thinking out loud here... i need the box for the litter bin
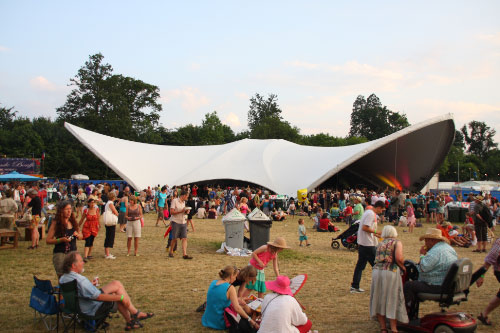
[448,207,460,222]
[248,208,272,250]
[458,208,468,223]
[222,208,246,249]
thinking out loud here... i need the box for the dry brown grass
[1,214,498,332]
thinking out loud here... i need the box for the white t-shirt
[197,207,206,219]
[357,210,378,247]
[259,294,308,333]
[170,198,186,224]
[371,195,379,205]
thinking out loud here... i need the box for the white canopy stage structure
[65,114,455,196]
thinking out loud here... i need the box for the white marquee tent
[65,114,455,196]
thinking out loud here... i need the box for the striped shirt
[418,241,458,286]
[485,238,500,272]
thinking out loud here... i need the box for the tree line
[0,53,498,183]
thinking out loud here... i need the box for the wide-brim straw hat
[267,237,290,249]
[475,195,484,201]
[419,228,450,244]
[353,196,363,202]
[265,275,293,296]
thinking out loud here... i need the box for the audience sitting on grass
[271,208,287,221]
[318,213,336,232]
[60,252,154,331]
[202,265,259,331]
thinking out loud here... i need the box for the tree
[0,104,17,130]
[56,53,162,141]
[199,111,235,145]
[461,121,497,158]
[247,93,301,141]
[247,93,282,132]
[348,94,410,140]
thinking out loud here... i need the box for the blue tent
[0,171,41,181]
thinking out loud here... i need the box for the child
[344,203,353,226]
[406,201,416,233]
[288,199,296,219]
[243,237,289,299]
[330,203,340,222]
[298,218,310,246]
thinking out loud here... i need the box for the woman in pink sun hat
[258,275,312,333]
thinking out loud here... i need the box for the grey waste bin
[248,208,272,250]
[448,207,460,222]
[458,208,468,223]
[222,208,246,249]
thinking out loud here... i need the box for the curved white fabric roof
[65,114,455,195]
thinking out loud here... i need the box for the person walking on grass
[350,200,385,293]
[168,190,193,259]
[79,198,100,262]
[155,186,168,227]
[125,196,143,257]
[298,218,310,246]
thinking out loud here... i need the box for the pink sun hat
[265,275,293,296]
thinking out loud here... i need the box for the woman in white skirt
[370,225,408,332]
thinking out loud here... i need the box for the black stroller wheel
[331,240,340,249]
[348,243,357,252]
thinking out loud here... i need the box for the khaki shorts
[53,252,66,277]
[126,220,141,238]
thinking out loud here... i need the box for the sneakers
[183,255,193,260]
[350,287,365,293]
[105,254,116,259]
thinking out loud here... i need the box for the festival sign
[0,158,40,174]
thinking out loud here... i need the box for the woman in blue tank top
[202,266,258,330]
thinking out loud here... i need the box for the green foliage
[247,93,282,132]
[56,53,162,142]
[461,121,497,158]
[348,94,410,140]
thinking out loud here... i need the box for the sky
[1,0,500,141]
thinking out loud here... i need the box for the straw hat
[419,228,449,244]
[267,237,290,249]
[354,196,363,203]
[475,195,484,201]
[265,275,293,296]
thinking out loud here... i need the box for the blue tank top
[119,201,127,213]
[202,280,231,330]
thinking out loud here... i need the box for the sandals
[132,310,154,321]
[125,319,143,331]
[477,313,492,325]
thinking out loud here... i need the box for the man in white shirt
[370,192,379,205]
[350,200,385,293]
[168,190,193,259]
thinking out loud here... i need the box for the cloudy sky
[1,1,499,140]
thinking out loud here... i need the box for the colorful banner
[0,158,40,174]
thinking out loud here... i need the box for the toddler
[298,218,310,246]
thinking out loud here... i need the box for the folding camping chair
[59,279,114,332]
[29,276,59,331]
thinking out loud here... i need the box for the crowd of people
[1,179,500,332]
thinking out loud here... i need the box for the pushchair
[331,220,359,251]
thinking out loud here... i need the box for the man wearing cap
[258,275,312,333]
[472,195,488,253]
[403,228,458,320]
[350,200,385,293]
[352,196,364,222]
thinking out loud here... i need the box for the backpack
[480,205,494,228]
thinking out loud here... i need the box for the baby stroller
[331,220,359,251]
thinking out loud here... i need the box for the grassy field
[1,213,498,332]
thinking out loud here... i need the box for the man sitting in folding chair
[60,252,154,331]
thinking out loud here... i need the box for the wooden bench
[0,229,19,249]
